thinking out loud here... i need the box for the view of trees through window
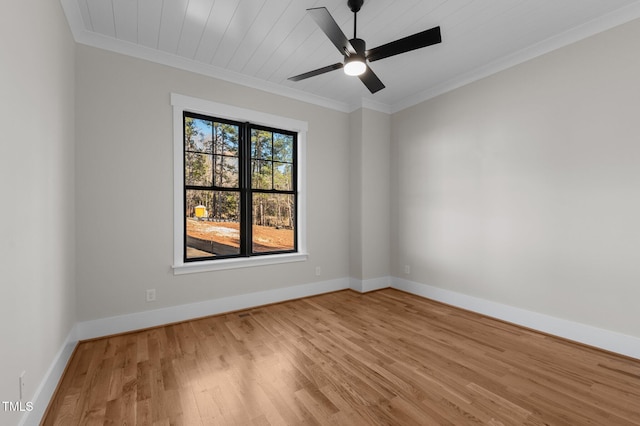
[184,113,296,260]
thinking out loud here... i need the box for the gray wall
[3,7,640,422]
[391,18,640,338]
[75,45,351,321]
[349,108,391,282]
[0,0,76,421]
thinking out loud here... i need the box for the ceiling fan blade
[288,63,344,82]
[366,26,441,62]
[358,65,385,94]
[307,7,356,56]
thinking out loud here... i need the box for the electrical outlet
[19,371,25,401]
[146,289,156,302]
[404,265,411,274]
[315,266,322,276]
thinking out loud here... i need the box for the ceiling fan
[288,0,442,94]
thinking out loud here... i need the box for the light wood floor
[43,289,640,425]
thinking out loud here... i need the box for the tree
[185,118,214,217]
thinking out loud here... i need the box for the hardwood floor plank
[135,398,151,425]
[42,289,640,425]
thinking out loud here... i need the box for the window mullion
[241,123,252,256]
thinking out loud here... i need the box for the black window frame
[183,111,298,262]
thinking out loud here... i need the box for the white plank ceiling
[61,0,640,112]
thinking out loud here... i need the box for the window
[172,94,307,274]
[184,113,297,260]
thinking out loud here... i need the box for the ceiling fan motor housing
[348,38,366,56]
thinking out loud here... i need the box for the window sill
[172,252,308,275]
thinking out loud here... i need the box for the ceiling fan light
[344,57,366,76]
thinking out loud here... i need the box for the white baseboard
[19,326,78,426]
[27,275,640,424]
[392,277,640,360]
[76,278,350,341]
[349,276,391,293]
[26,279,350,424]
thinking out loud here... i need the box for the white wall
[0,0,76,423]
[391,18,640,338]
[75,45,351,321]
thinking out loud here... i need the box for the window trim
[171,93,308,274]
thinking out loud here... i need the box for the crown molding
[355,97,392,114]
[60,0,352,114]
[61,0,640,116]
[391,2,640,113]
[60,0,84,40]
[79,30,354,113]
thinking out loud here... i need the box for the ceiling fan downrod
[348,0,363,39]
